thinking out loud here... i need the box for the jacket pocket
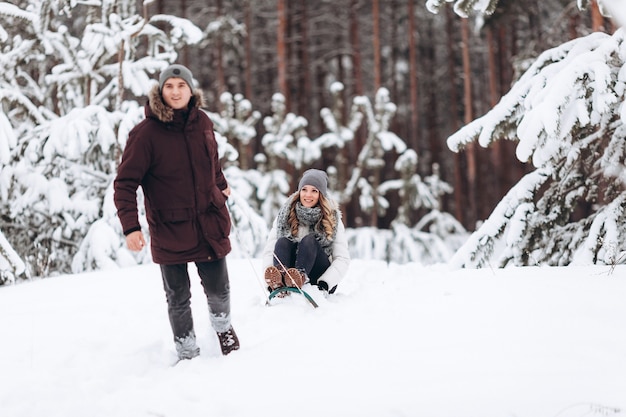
[210,185,228,209]
[152,208,199,252]
[198,187,231,239]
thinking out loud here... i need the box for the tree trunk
[389,0,399,104]
[244,0,253,101]
[350,0,363,97]
[568,8,580,39]
[277,0,288,100]
[486,26,502,202]
[372,0,381,90]
[424,18,438,174]
[591,0,604,32]
[461,17,477,228]
[446,6,463,225]
[296,1,311,119]
[407,0,419,154]
[214,0,225,95]
[181,0,189,67]
[349,0,365,172]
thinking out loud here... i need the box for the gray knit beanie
[159,64,194,91]
[298,169,328,196]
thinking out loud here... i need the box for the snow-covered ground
[1,259,625,417]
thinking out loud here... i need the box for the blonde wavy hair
[287,191,336,240]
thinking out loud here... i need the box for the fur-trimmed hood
[146,83,206,123]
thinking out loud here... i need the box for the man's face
[161,78,192,110]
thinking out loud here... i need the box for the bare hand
[222,185,231,197]
[126,230,146,252]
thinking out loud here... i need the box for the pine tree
[315,82,364,190]
[379,150,467,264]
[261,92,313,171]
[208,92,261,170]
[0,1,203,278]
[448,29,626,268]
[341,88,407,220]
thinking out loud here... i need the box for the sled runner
[268,286,319,308]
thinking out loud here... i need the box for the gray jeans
[160,258,231,341]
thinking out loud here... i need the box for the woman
[262,169,350,294]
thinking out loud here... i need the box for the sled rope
[226,200,271,305]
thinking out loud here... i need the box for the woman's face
[299,185,320,208]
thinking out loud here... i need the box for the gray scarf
[276,200,337,257]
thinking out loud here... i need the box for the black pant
[160,258,231,341]
[273,234,330,284]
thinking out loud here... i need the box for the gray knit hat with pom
[298,169,328,196]
[159,64,194,91]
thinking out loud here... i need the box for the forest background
[163,0,615,227]
[0,0,623,283]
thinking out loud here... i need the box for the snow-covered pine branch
[0,228,27,284]
[425,0,499,18]
[426,0,614,18]
[573,193,626,265]
[224,186,269,259]
[210,92,260,146]
[0,2,39,25]
[0,111,15,166]
[379,150,432,218]
[207,92,260,173]
[202,15,246,47]
[261,93,314,171]
[315,82,363,150]
[341,88,406,207]
[149,14,204,46]
[0,84,49,126]
[450,168,552,268]
[255,167,292,225]
[388,221,452,264]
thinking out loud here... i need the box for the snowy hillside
[1,260,625,417]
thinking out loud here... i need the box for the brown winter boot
[264,266,284,290]
[284,268,306,288]
[217,326,240,356]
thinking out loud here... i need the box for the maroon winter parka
[114,84,231,264]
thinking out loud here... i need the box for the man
[114,64,239,360]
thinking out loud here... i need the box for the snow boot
[175,330,200,361]
[264,266,284,290]
[217,326,240,355]
[284,268,306,288]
